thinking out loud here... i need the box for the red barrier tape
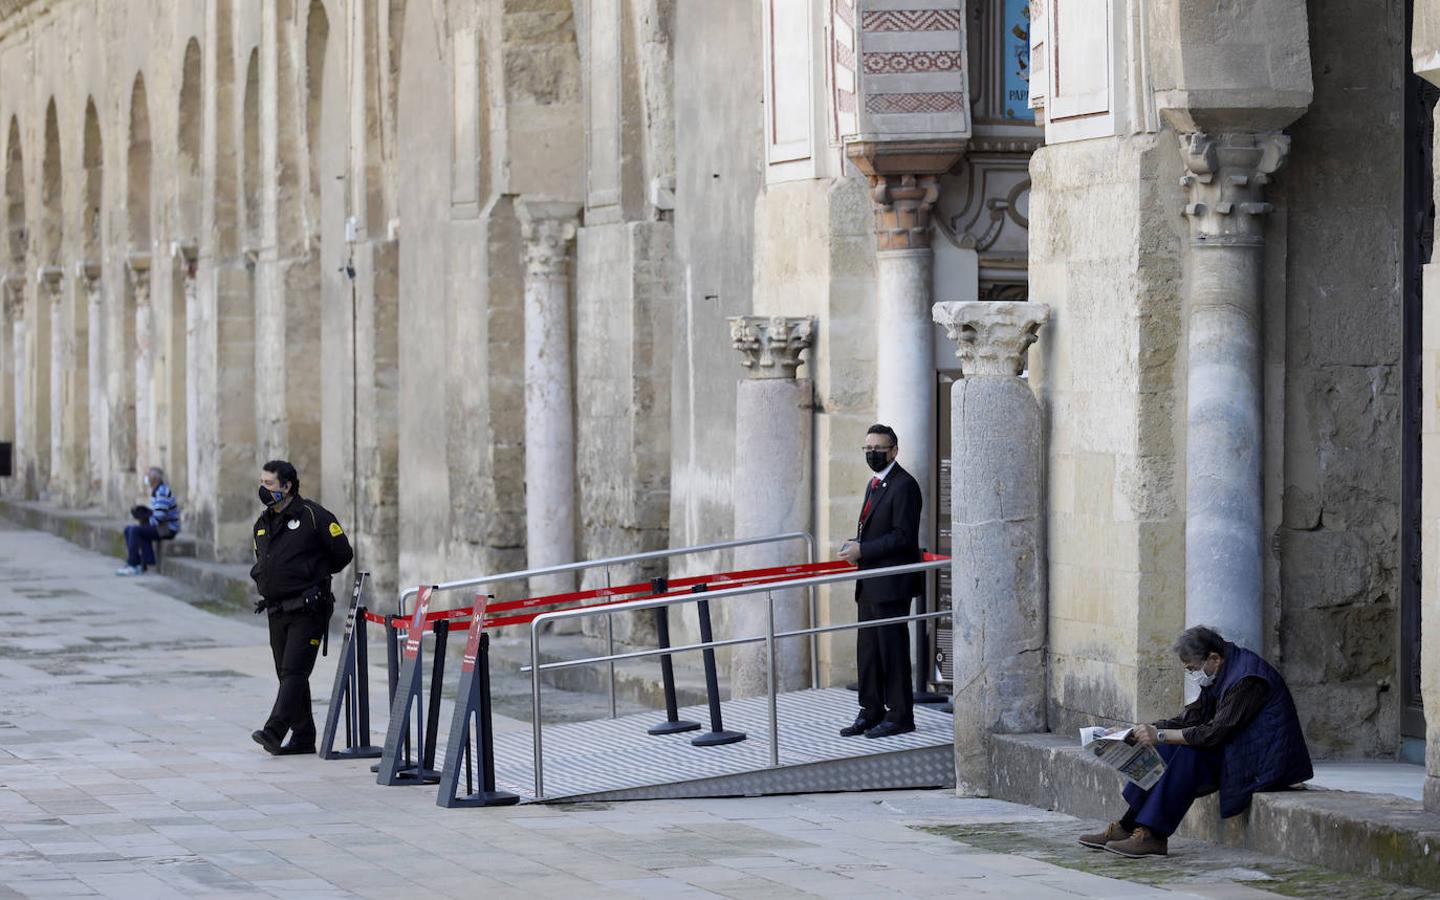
[364,553,950,632]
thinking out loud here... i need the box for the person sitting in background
[1078,625,1313,859]
[116,467,181,576]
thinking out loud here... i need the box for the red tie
[860,477,880,525]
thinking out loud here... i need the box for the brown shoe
[1105,825,1168,858]
[1077,821,1131,849]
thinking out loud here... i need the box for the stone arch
[303,0,329,238]
[212,1,240,260]
[31,99,60,489]
[39,101,60,264]
[127,75,151,250]
[241,48,261,248]
[81,100,102,259]
[176,39,202,240]
[276,0,304,253]
[360,0,390,231]
[1,117,22,454]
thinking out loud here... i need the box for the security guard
[249,459,353,755]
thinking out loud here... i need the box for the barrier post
[647,577,699,736]
[914,560,946,704]
[438,597,519,808]
[320,573,384,760]
[376,586,441,785]
[691,587,745,747]
[422,619,450,774]
[372,614,405,774]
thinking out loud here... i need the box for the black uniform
[250,495,353,749]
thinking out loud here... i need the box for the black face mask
[259,485,286,508]
[865,450,890,473]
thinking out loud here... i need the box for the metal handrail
[525,556,951,799]
[395,531,819,718]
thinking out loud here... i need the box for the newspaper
[1079,727,1166,790]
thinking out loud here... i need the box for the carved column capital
[37,265,63,300]
[933,300,1049,376]
[868,173,940,252]
[171,240,198,280]
[729,315,816,379]
[516,198,582,280]
[1178,131,1289,247]
[74,260,101,291]
[2,273,24,317]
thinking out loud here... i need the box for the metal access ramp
[490,688,955,803]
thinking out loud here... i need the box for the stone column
[40,267,63,493]
[1179,132,1288,652]
[176,242,198,499]
[128,253,152,479]
[78,262,104,497]
[727,315,815,697]
[934,300,1049,796]
[517,199,582,599]
[869,174,939,540]
[5,276,26,482]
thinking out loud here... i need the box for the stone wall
[1273,0,1404,757]
[1027,132,1188,734]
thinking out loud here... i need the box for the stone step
[990,732,1440,892]
[0,497,199,559]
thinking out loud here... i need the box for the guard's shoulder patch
[328,522,344,537]
[256,528,266,536]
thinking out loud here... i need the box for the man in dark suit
[838,423,923,738]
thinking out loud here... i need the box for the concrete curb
[991,732,1440,891]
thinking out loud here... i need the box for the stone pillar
[934,300,1049,796]
[5,276,26,483]
[40,266,63,491]
[176,242,198,500]
[127,253,152,478]
[869,174,939,540]
[1178,132,1288,652]
[727,315,815,697]
[516,199,582,599]
[78,262,104,497]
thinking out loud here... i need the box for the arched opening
[33,99,60,490]
[241,48,261,249]
[361,0,388,231]
[73,99,103,500]
[171,38,202,499]
[127,74,154,484]
[304,0,329,238]
[277,0,322,490]
[2,117,24,455]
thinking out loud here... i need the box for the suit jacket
[854,462,923,604]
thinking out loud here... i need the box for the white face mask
[141,477,150,492]
[1187,659,1217,689]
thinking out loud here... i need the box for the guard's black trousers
[263,609,327,746]
[857,598,914,724]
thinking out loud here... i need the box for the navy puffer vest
[1204,642,1313,817]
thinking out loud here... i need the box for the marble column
[934,300,1049,796]
[78,262,104,496]
[727,315,815,697]
[1179,132,1288,653]
[869,174,939,542]
[128,253,152,478]
[517,199,582,600]
[39,266,63,494]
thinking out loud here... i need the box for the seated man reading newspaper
[1079,625,1313,859]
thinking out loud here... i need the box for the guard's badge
[329,522,344,537]
[256,529,265,536]
[287,519,300,530]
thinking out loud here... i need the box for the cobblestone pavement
[0,523,1424,899]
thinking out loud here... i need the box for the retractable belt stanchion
[376,585,442,785]
[913,555,947,705]
[320,572,384,759]
[647,577,699,736]
[691,585,745,747]
[438,595,519,808]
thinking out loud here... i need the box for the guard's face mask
[865,450,890,473]
[259,485,286,507]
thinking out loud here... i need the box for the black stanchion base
[445,790,521,808]
[691,729,746,747]
[329,745,384,760]
[387,766,442,785]
[915,691,948,705]
[845,681,859,692]
[647,718,701,736]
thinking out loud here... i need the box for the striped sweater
[149,482,181,535]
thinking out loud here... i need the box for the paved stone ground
[0,522,1429,899]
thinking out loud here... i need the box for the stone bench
[990,732,1440,891]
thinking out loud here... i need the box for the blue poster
[1004,0,1035,120]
